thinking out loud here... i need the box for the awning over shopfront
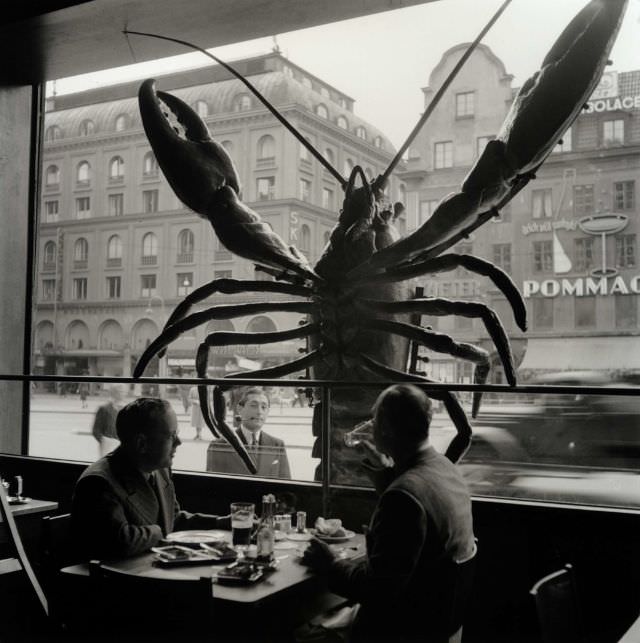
[518,337,640,371]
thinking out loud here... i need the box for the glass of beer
[343,420,374,447]
[230,502,254,555]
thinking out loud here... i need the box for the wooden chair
[88,560,214,641]
[530,563,582,643]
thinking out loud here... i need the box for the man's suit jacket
[71,447,226,560]
[206,428,291,478]
[327,447,476,643]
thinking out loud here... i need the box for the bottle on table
[257,494,276,561]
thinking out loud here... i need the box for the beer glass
[230,502,254,555]
[343,420,374,447]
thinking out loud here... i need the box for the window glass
[434,141,452,168]
[455,91,474,117]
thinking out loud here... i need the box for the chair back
[530,563,582,643]
[88,561,213,639]
[41,513,73,575]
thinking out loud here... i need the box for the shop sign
[522,219,576,236]
[584,95,640,113]
[523,275,640,298]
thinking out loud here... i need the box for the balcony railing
[141,255,158,265]
[177,252,194,264]
[106,258,122,268]
[73,260,88,270]
[214,250,232,261]
[42,261,56,272]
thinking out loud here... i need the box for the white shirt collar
[240,426,261,445]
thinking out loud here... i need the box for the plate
[214,562,265,585]
[310,529,356,543]
[7,497,31,505]
[286,532,313,542]
[165,530,228,547]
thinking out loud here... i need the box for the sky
[48,0,640,149]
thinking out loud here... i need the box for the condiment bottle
[256,494,276,560]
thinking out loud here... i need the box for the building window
[324,148,335,166]
[322,188,334,210]
[455,91,474,118]
[574,237,595,272]
[109,156,125,181]
[614,181,635,211]
[616,234,636,268]
[141,232,158,264]
[477,136,494,157]
[75,196,91,219]
[419,199,439,225]
[44,200,59,223]
[575,296,596,328]
[316,104,328,119]
[233,94,252,112]
[141,274,157,298]
[177,273,193,296]
[142,189,158,213]
[78,120,95,136]
[107,193,124,217]
[106,276,121,299]
[214,270,232,280]
[41,279,56,301]
[299,178,311,202]
[257,135,275,160]
[615,295,637,329]
[573,185,594,216]
[532,188,552,218]
[552,127,572,153]
[492,244,512,274]
[343,158,354,176]
[74,237,89,263]
[45,125,62,141]
[115,114,129,131]
[299,140,312,163]
[434,141,453,169]
[603,118,624,146]
[374,136,384,149]
[194,100,208,117]
[107,235,122,267]
[533,240,553,272]
[300,224,311,255]
[143,151,158,177]
[533,298,553,329]
[45,165,60,186]
[43,241,57,267]
[177,229,194,263]
[72,277,88,300]
[355,126,367,140]
[337,116,348,130]
[256,177,275,200]
[76,161,91,185]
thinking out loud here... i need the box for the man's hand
[359,440,394,470]
[302,537,337,572]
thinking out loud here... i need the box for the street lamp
[145,294,168,398]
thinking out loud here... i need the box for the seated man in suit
[207,386,291,478]
[72,397,230,560]
[302,384,476,643]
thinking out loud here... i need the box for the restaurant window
[143,189,159,213]
[106,235,122,266]
[75,196,91,219]
[141,232,158,264]
[140,274,157,298]
[78,119,95,137]
[299,178,311,202]
[44,200,59,222]
[107,193,123,217]
[177,273,193,296]
[106,276,121,299]
[616,234,636,268]
[257,135,275,160]
[533,240,553,272]
[615,295,637,329]
[492,243,511,274]
[603,118,624,146]
[613,180,635,211]
[575,296,596,328]
[76,161,91,185]
[256,177,275,200]
[177,229,194,263]
[574,237,595,271]
[41,279,56,301]
[573,184,594,216]
[109,156,125,181]
[72,277,88,300]
[532,297,553,329]
[322,188,333,210]
[532,188,552,218]
[434,141,453,169]
[143,151,158,177]
[455,91,474,118]
[476,135,494,157]
[45,165,60,186]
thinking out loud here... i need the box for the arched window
[300,224,311,253]
[374,136,384,149]
[78,120,95,136]
[107,235,122,260]
[337,115,348,130]
[74,237,89,262]
[76,161,91,184]
[109,156,125,180]
[45,165,60,186]
[143,151,158,176]
[316,104,328,119]
[205,319,235,335]
[233,94,252,112]
[257,134,275,159]
[343,158,354,176]
[142,232,158,262]
[194,100,208,117]
[115,114,129,131]
[177,229,194,262]
[43,241,57,264]
[246,316,277,333]
[45,125,62,141]
[356,126,367,140]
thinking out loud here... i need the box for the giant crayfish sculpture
[130,0,627,475]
